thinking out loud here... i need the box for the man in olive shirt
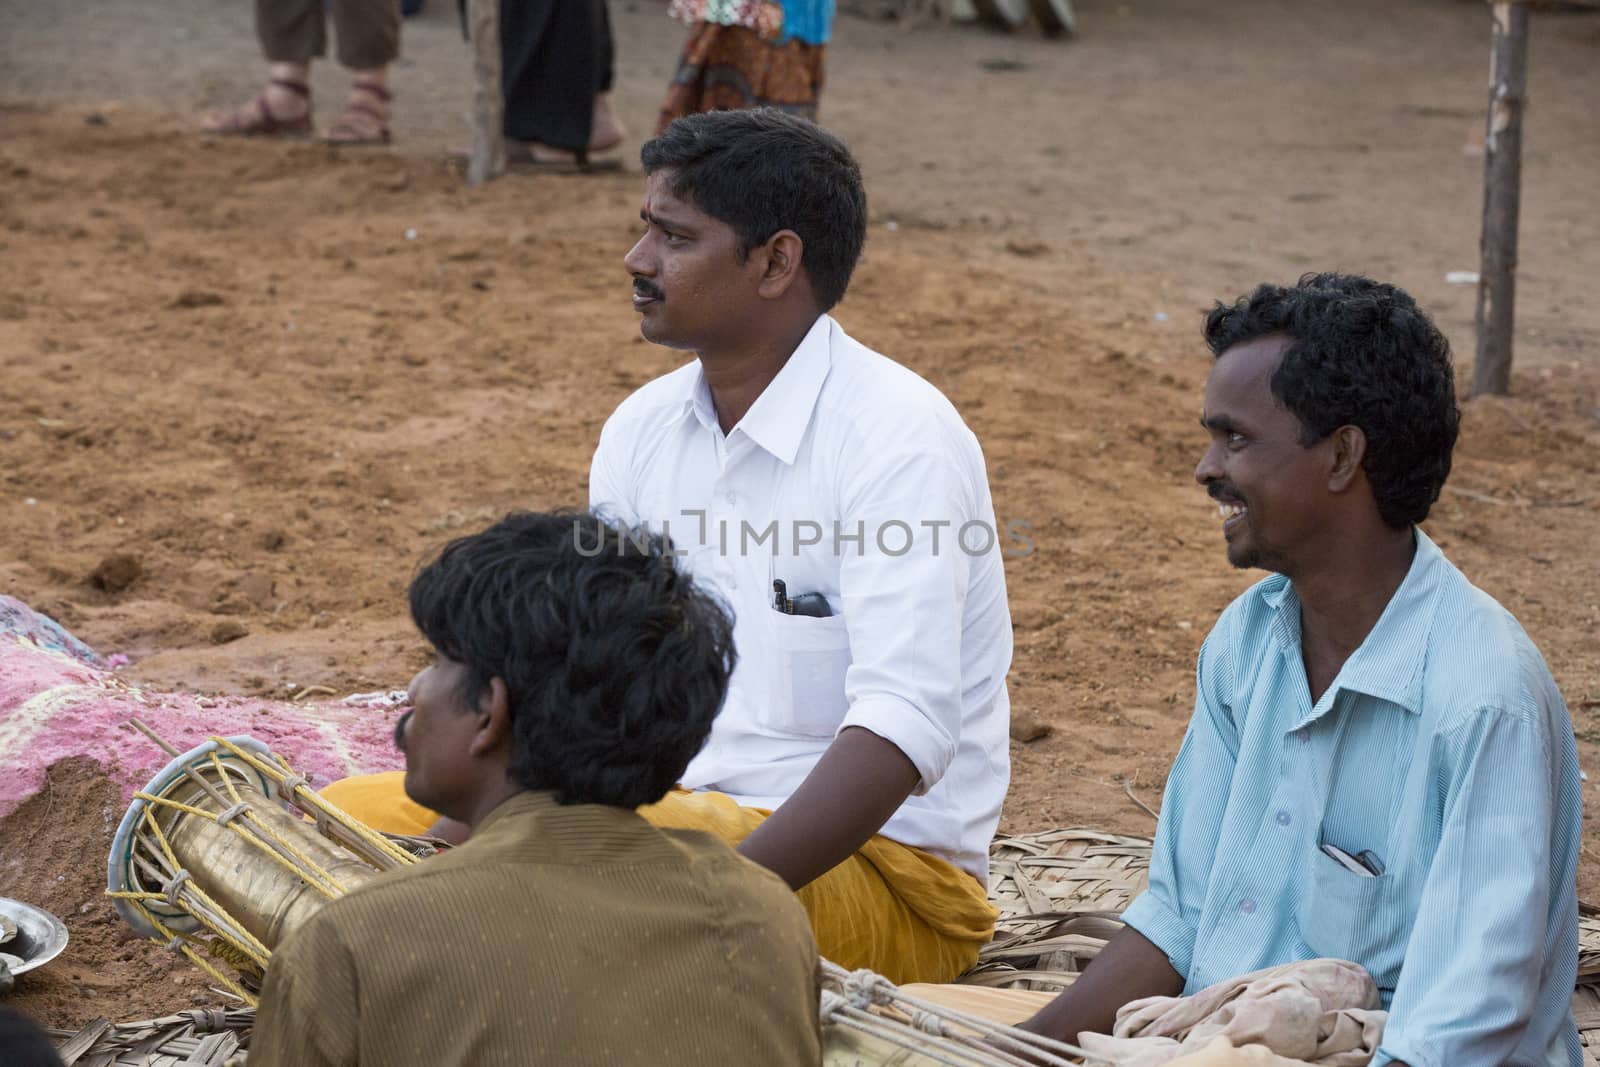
[250,512,822,1067]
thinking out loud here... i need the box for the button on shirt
[1121,530,1581,1067]
[590,314,1013,880]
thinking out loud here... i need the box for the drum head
[106,736,279,938]
[0,897,69,977]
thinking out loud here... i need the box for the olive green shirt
[250,791,822,1066]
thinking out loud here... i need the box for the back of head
[1203,272,1460,528]
[641,108,867,312]
[407,512,736,809]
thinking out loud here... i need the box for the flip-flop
[321,81,392,146]
[201,79,312,138]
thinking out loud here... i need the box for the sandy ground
[1,0,1597,1031]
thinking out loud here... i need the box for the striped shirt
[1121,529,1581,1067]
[249,791,823,1067]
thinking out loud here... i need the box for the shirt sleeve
[588,411,640,528]
[833,435,980,793]
[1120,621,1241,983]
[248,913,359,1067]
[1370,705,1566,1067]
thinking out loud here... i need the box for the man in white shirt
[594,108,1014,983]
[322,109,1012,984]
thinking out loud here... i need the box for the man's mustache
[633,278,664,301]
[393,709,412,753]
[1207,482,1245,506]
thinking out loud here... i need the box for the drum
[106,724,427,1004]
[819,959,1107,1066]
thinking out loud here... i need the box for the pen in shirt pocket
[772,579,833,618]
[1320,841,1385,877]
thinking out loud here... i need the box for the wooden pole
[1472,1,1530,397]
[466,0,506,185]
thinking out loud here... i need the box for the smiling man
[1020,274,1582,1066]
[589,108,1013,984]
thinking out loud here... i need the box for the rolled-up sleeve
[834,439,976,793]
[1121,625,1240,982]
[1371,706,1570,1067]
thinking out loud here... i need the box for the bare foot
[590,92,626,154]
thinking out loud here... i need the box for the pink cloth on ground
[0,597,408,818]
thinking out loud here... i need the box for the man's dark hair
[408,511,735,809]
[640,108,867,313]
[1204,272,1460,528]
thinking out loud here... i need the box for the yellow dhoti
[320,773,996,984]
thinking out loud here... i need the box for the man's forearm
[737,726,921,890]
[1019,926,1185,1042]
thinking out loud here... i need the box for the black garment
[500,0,615,151]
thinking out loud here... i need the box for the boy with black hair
[251,512,821,1067]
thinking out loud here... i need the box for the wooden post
[467,0,506,185]
[1472,1,1530,397]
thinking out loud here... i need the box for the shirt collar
[1260,527,1445,716]
[681,314,834,465]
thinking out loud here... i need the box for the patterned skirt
[656,24,826,135]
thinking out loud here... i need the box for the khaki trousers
[257,0,401,70]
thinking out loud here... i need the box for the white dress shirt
[590,314,1013,880]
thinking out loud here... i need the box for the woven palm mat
[47,827,1600,1060]
[49,1008,251,1066]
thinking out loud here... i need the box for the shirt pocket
[760,611,852,739]
[1298,849,1407,992]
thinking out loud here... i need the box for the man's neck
[700,312,820,434]
[1289,524,1416,702]
[460,778,527,833]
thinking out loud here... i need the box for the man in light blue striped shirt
[1023,274,1581,1066]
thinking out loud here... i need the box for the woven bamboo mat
[48,1008,252,1066]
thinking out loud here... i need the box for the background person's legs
[323,0,402,142]
[501,0,617,155]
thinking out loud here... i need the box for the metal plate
[0,898,69,976]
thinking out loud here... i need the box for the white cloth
[590,314,1013,879]
[1077,958,1387,1067]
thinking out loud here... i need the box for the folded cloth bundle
[1078,958,1387,1067]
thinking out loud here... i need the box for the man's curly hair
[1204,272,1460,529]
[408,511,735,809]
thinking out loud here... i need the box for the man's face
[623,169,764,351]
[397,652,484,819]
[1195,335,1333,572]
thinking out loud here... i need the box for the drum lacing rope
[912,1008,951,1036]
[277,773,309,800]
[162,870,193,907]
[214,801,252,827]
[843,967,896,1010]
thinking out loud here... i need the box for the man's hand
[1017,926,1185,1043]
[737,726,921,890]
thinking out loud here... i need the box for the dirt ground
[2,0,1597,1032]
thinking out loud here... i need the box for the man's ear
[754,229,805,300]
[468,676,512,758]
[1327,425,1367,493]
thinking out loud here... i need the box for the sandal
[321,81,392,146]
[200,79,312,138]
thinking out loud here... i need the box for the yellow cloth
[320,774,998,985]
